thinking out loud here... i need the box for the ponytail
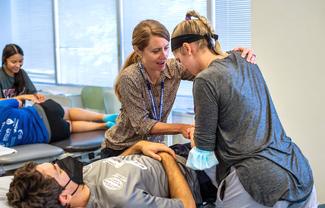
[121,51,140,70]
[172,10,227,57]
[114,51,141,101]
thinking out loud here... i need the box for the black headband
[171,33,218,51]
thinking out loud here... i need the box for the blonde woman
[171,10,317,208]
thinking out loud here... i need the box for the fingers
[148,152,162,161]
[162,146,176,159]
[186,128,191,136]
[33,94,45,103]
[241,48,250,58]
[17,99,23,108]
[232,47,242,52]
[250,53,257,64]
[246,51,256,64]
[238,48,257,64]
[35,94,46,102]
[183,132,190,139]
[154,144,176,159]
[142,142,177,160]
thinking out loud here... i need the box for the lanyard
[138,62,164,121]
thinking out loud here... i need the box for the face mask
[55,156,84,185]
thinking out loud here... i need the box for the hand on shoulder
[232,47,257,64]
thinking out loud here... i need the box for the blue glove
[186,147,219,170]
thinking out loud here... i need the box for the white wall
[252,0,325,203]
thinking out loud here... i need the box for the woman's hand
[15,94,44,103]
[34,93,46,102]
[180,124,194,139]
[233,47,257,64]
[187,127,196,148]
[16,99,23,108]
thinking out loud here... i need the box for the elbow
[135,120,156,136]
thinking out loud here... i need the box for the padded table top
[51,130,106,152]
[0,144,64,165]
[0,130,105,172]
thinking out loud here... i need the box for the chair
[81,86,106,113]
[103,88,121,114]
[81,86,121,114]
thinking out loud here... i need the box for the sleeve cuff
[186,147,219,170]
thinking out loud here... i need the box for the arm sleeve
[119,75,157,136]
[125,188,184,208]
[193,77,219,151]
[22,69,37,94]
[0,99,19,108]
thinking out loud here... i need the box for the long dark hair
[2,43,26,95]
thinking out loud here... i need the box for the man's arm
[120,141,195,207]
[158,152,196,208]
[120,140,176,161]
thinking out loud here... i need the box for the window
[56,0,118,87]
[215,0,251,51]
[0,0,55,83]
[0,0,251,91]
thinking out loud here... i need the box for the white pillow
[0,176,13,208]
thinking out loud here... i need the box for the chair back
[81,86,106,113]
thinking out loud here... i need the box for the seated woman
[0,43,45,101]
[0,95,117,147]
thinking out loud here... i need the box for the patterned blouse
[103,58,194,150]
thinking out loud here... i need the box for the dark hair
[1,43,26,95]
[115,19,170,100]
[7,162,64,208]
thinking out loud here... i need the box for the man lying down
[5,140,217,208]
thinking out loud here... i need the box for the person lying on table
[7,140,200,208]
[0,95,117,147]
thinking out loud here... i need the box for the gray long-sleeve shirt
[193,51,313,207]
